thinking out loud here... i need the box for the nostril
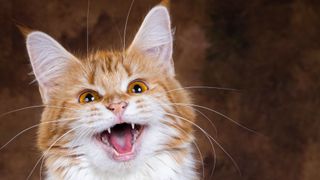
[106,101,128,112]
[106,104,115,111]
[121,102,128,109]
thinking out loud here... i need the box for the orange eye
[79,90,101,104]
[128,81,148,94]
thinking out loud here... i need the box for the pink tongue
[109,127,133,154]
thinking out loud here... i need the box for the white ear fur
[26,31,77,102]
[128,5,174,75]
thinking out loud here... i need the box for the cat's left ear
[128,5,174,76]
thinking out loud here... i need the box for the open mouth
[98,123,144,161]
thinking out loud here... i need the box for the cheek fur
[37,77,196,178]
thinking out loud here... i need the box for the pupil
[85,94,94,102]
[134,85,142,93]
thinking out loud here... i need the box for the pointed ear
[26,31,78,103]
[128,5,174,76]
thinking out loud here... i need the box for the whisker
[27,125,83,180]
[144,162,155,176]
[151,86,241,100]
[164,110,218,178]
[165,102,258,134]
[122,0,135,53]
[0,104,81,119]
[194,108,218,137]
[86,0,91,60]
[39,128,89,180]
[209,138,217,178]
[151,96,218,137]
[148,97,217,177]
[0,117,80,151]
[154,155,177,175]
[164,112,242,176]
[163,121,206,180]
[110,14,124,49]
[39,156,45,180]
[39,151,85,180]
[163,85,241,94]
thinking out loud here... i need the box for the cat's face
[26,5,195,174]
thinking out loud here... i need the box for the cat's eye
[78,90,101,104]
[128,81,148,94]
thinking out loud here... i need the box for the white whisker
[151,95,218,137]
[122,0,135,53]
[163,102,258,134]
[0,117,80,151]
[164,112,242,176]
[164,121,206,180]
[164,85,241,94]
[151,86,241,100]
[86,0,91,60]
[0,104,81,119]
[27,125,82,180]
[191,106,218,138]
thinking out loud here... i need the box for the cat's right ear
[26,31,78,103]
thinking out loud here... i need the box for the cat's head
[26,5,195,174]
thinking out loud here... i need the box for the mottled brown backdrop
[1,0,320,179]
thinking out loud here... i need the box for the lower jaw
[112,147,137,161]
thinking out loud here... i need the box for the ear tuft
[160,0,170,8]
[16,24,33,38]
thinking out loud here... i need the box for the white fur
[42,73,197,179]
[46,151,196,180]
[44,93,197,180]
[28,5,197,180]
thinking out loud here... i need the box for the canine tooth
[107,128,111,134]
[131,123,135,129]
[102,136,108,144]
[133,133,138,142]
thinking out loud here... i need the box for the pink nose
[106,101,128,115]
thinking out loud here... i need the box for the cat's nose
[106,101,128,115]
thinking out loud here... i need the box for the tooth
[107,128,111,134]
[131,123,135,129]
[133,133,138,142]
[102,136,108,144]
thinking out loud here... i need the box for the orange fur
[35,48,196,176]
[26,4,198,179]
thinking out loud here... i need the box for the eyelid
[129,79,149,86]
[127,79,149,93]
[78,89,101,104]
[78,89,96,98]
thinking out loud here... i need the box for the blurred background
[1,0,320,179]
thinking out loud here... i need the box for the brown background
[1,0,320,179]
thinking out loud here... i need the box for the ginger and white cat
[25,4,197,180]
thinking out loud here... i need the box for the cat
[24,3,198,180]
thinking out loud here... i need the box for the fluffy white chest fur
[46,149,197,180]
